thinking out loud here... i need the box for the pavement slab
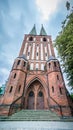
[0,121,73,130]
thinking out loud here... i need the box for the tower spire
[29,24,37,35]
[40,25,47,35]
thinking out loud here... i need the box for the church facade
[0,25,73,116]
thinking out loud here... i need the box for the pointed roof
[18,54,27,61]
[29,25,37,35]
[47,56,57,62]
[40,25,47,35]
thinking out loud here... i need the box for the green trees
[55,1,73,87]
[70,94,73,100]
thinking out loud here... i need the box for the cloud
[36,0,63,21]
[0,0,38,86]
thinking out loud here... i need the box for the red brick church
[0,25,73,116]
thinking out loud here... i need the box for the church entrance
[25,80,46,110]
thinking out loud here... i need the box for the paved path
[0,121,73,130]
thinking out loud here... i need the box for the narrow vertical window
[14,73,16,78]
[36,63,39,70]
[18,85,21,92]
[41,64,44,70]
[60,88,62,95]
[49,63,51,68]
[52,86,54,93]
[54,62,56,67]
[37,52,38,56]
[17,60,20,65]
[9,86,13,93]
[57,75,59,80]
[45,53,47,56]
[28,52,30,56]
[23,62,26,67]
[30,63,34,70]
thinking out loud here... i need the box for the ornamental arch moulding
[24,76,48,98]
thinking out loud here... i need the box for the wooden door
[37,91,44,109]
[27,91,34,109]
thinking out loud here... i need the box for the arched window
[18,85,21,92]
[58,61,59,65]
[14,73,16,78]
[30,63,34,70]
[37,52,38,56]
[54,62,56,67]
[41,64,44,70]
[29,91,34,97]
[49,63,51,68]
[17,60,20,65]
[43,37,47,42]
[59,88,62,95]
[29,37,33,41]
[9,86,13,93]
[23,61,26,67]
[45,53,47,56]
[28,52,30,56]
[38,91,43,97]
[52,86,54,93]
[36,63,39,70]
[57,75,59,80]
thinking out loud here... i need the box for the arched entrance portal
[25,80,46,110]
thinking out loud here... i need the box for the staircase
[0,110,60,121]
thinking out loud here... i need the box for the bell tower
[47,56,71,116]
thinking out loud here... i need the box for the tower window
[23,62,26,67]
[43,37,47,42]
[29,37,33,41]
[41,64,44,70]
[45,53,47,56]
[14,73,16,78]
[36,63,39,70]
[37,52,38,56]
[27,64,30,70]
[54,62,56,67]
[18,85,21,92]
[49,63,51,68]
[30,63,34,70]
[28,52,30,56]
[17,60,20,65]
[57,75,59,80]
[59,88,62,95]
[9,86,13,93]
[58,61,59,65]
[52,86,54,93]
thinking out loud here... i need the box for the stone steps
[0,110,73,121]
[0,109,60,121]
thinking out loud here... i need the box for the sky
[0,0,73,93]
